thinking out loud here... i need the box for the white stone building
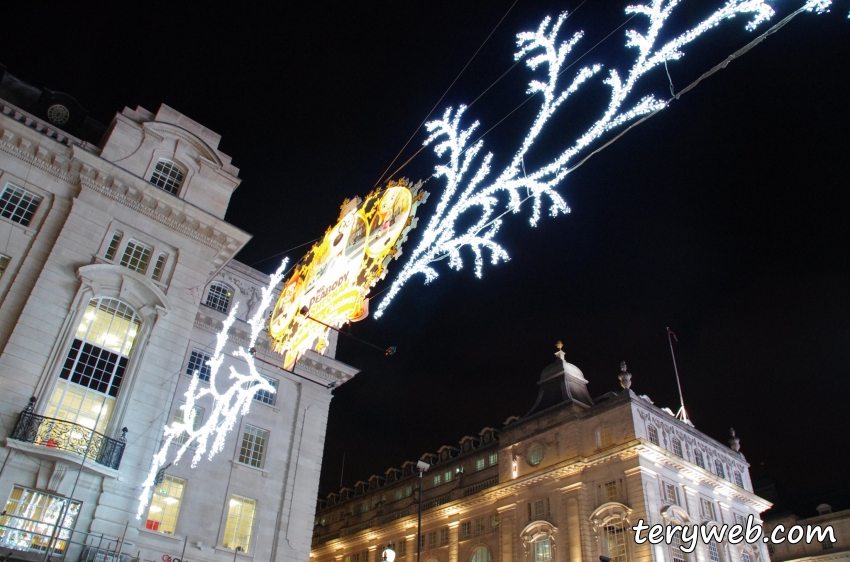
[311,351,771,562]
[0,69,357,562]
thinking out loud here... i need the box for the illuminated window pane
[0,486,80,553]
[708,540,722,562]
[528,443,544,466]
[238,425,269,468]
[470,546,490,562]
[149,160,185,195]
[145,476,185,535]
[605,518,628,562]
[254,376,278,406]
[205,282,232,313]
[172,403,204,446]
[223,495,256,553]
[0,183,41,227]
[669,531,688,562]
[488,452,498,466]
[533,538,552,562]
[120,240,152,274]
[604,481,617,502]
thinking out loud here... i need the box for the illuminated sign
[269,179,427,368]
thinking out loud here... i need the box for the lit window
[0,254,9,280]
[344,556,351,562]
[460,521,471,540]
[714,460,726,479]
[223,495,256,552]
[702,498,716,521]
[254,375,278,406]
[489,513,499,531]
[151,253,168,282]
[47,297,140,434]
[708,540,722,562]
[476,458,485,471]
[145,475,185,534]
[528,443,544,466]
[672,438,683,457]
[104,231,122,261]
[172,402,204,446]
[238,425,269,468]
[361,502,369,514]
[734,471,744,488]
[669,531,688,562]
[206,282,232,313]
[604,481,617,502]
[0,486,80,553]
[694,449,705,469]
[599,425,613,448]
[475,517,486,536]
[532,538,552,562]
[648,425,659,445]
[470,546,491,562]
[440,528,449,546]
[186,349,212,382]
[120,240,152,274]
[394,489,403,501]
[665,483,679,506]
[489,452,498,466]
[405,485,412,497]
[433,474,442,486]
[149,160,185,195]
[0,183,41,227]
[444,470,452,483]
[604,518,628,562]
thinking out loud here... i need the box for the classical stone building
[311,349,770,562]
[0,68,357,562]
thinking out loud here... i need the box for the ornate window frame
[591,502,633,562]
[520,520,557,562]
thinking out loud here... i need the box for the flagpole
[666,327,691,425]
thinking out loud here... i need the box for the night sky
[2,1,848,512]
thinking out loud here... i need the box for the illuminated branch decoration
[137,259,289,518]
[374,0,834,318]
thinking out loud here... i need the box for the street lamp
[415,460,430,562]
[381,542,396,562]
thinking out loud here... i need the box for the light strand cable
[373,0,520,188]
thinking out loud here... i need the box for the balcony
[8,403,127,471]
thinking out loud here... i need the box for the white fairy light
[374,0,832,319]
[137,259,289,518]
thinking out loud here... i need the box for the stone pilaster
[497,504,515,562]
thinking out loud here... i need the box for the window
[0,183,41,227]
[702,498,716,521]
[767,544,775,556]
[604,481,618,502]
[353,554,361,562]
[734,514,745,526]
[460,521,471,540]
[395,489,403,501]
[145,475,185,534]
[427,531,436,548]
[475,517,486,536]
[489,513,499,532]
[533,499,548,519]
[0,254,9,280]
[433,474,442,486]
[0,486,81,553]
[532,538,552,562]
[741,551,752,562]
[734,471,744,488]
[489,452,498,466]
[405,485,412,497]
[149,160,186,195]
[238,425,269,468]
[46,297,140,434]
[418,535,425,549]
[361,502,369,514]
[665,483,679,506]
[254,375,278,406]
[714,460,725,479]
[470,546,491,562]
[223,495,256,552]
[672,438,683,457]
[172,402,204,446]
[648,425,659,445]
[440,528,449,546]
[364,551,370,562]
[604,518,628,562]
[694,449,705,469]
[476,458,485,471]
[186,349,212,382]
[708,540,722,562]
[528,443,544,466]
[120,240,152,274]
[344,556,351,562]
[822,539,834,550]
[104,231,122,261]
[444,470,452,483]
[399,540,407,555]
[206,282,232,313]
[152,253,168,282]
[599,425,613,448]
[669,531,688,562]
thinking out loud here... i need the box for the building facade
[0,70,357,562]
[311,350,771,562]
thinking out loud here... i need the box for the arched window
[734,471,744,488]
[707,540,723,562]
[714,460,726,479]
[669,531,688,562]
[470,546,490,562]
[648,425,659,445]
[604,517,628,562]
[694,449,705,469]
[46,297,140,433]
[149,159,186,195]
[532,537,552,562]
[205,282,232,313]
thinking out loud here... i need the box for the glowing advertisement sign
[269,179,427,368]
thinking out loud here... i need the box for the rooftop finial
[728,428,741,452]
[554,341,566,360]
[618,361,632,390]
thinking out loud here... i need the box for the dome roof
[539,359,585,382]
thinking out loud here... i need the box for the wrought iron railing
[10,400,127,470]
